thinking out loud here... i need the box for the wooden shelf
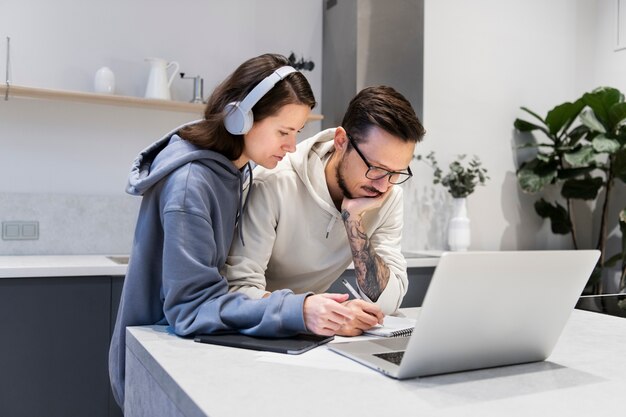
[1,84,324,121]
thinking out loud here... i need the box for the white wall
[0,0,323,196]
[402,0,626,257]
[2,0,625,258]
[0,0,322,255]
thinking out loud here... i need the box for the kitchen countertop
[125,308,626,417]
[0,251,440,278]
[0,255,129,278]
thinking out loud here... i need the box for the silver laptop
[329,250,600,379]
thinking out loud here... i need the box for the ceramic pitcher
[144,57,179,100]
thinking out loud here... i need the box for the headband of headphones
[224,66,298,135]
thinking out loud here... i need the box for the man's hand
[335,299,384,336]
[303,293,355,336]
[341,188,393,220]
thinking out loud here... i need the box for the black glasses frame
[346,133,413,185]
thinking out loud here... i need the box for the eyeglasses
[346,133,413,185]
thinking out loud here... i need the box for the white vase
[448,197,470,251]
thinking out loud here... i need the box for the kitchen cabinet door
[0,276,111,417]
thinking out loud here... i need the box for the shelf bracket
[4,36,10,101]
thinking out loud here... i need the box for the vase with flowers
[415,152,490,251]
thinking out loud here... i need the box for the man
[225,86,425,335]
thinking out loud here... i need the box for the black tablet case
[194,333,334,355]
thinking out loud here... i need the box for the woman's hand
[303,293,354,335]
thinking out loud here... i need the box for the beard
[335,153,355,200]
[335,152,383,200]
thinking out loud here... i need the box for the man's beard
[335,153,383,200]
[335,154,354,200]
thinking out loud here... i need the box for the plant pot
[448,197,470,251]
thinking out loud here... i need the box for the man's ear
[334,127,349,154]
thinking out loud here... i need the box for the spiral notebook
[364,315,416,337]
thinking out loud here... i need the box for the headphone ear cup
[223,102,253,135]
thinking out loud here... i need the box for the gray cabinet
[0,276,124,417]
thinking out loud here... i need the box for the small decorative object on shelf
[415,152,490,251]
[179,72,205,104]
[287,52,315,71]
[94,66,115,95]
[144,57,179,100]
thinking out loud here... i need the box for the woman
[109,53,353,409]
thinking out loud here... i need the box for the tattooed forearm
[342,209,390,301]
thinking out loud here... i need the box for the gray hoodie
[109,124,309,409]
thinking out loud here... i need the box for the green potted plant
[415,152,489,251]
[416,152,490,198]
[513,86,626,295]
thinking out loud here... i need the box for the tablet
[194,333,334,355]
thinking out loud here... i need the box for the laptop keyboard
[374,351,405,365]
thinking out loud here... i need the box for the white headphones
[223,66,298,135]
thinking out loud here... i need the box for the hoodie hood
[127,122,241,196]
[126,121,252,245]
[287,127,338,216]
[286,128,342,237]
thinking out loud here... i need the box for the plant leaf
[516,142,552,149]
[545,100,585,136]
[579,108,607,134]
[534,199,572,234]
[520,106,546,125]
[561,177,604,200]
[557,166,597,179]
[608,102,626,130]
[563,145,596,167]
[583,87,623,132]
[516,159,557,193]
[514,118,544,132]
[592,135,621,154]
[565,124,591,146]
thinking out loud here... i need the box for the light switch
[2,221,39,240]
[2,223,20,239]
[21,222,39,239]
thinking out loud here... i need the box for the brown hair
[341,85,425,145]
[179,53,316,160]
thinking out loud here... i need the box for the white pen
[341,278,363,300]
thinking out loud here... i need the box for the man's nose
[372,176,391,192]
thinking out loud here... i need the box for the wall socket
[2,221,39,240]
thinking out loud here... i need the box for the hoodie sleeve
[359,187,408,314]
[223,178,279,299]
[161,209,308,337]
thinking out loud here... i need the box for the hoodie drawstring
[237,162,254,246]
[325,214,338,239]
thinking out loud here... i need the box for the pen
[341,278,363,300]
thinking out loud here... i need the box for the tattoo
[342,215,390,301]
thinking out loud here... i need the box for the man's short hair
[341,85,425,144]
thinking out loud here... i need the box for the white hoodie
[225,128,408,314]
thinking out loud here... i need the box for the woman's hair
[341,85,425,145]
[179,53,316,160]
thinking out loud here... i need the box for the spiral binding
[389,328,413,337]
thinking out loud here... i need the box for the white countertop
[0,251,440,278]
[0,255,128,278]
[126,308,626,417]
